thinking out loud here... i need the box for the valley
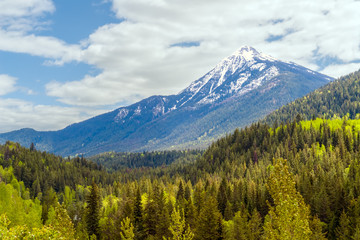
[1,69,360,239]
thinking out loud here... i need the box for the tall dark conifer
[217,178,228,217]
[134,187,144,239]
[86,181,101,239]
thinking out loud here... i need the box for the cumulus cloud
[0,0,55,32]
[0,74,17,96]
[0,0,82,64]
[322,63,360,78]
[0,30,83,65]
[46,0,360,107]
[1,0,360,132]
[0,98,107,133]
[0,0,54,18]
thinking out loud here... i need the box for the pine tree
[86,181,101,239]
[263,158,312,240]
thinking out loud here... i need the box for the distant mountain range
[0,46,333,156]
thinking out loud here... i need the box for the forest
[1,70,360,239]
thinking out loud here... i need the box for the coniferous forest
[1,70,360,239]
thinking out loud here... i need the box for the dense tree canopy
[1,70,360,239]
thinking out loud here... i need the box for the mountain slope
[264,69,360,124]
[0,46,332,156]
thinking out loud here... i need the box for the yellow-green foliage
[300,117,360,133]
[263,158,312,240]
[120,217,135,240]
[0,166,14,183]
[0,213,67,239]
[46,203,76,239]
[0,178,42,229]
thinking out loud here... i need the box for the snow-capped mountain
[0,46,333,156]
[177,46,283,107]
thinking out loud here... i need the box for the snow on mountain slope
[113,46,311,123]
[0,46,333,156]
[176,46,282,107]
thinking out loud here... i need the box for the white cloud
[0,30,82,64]
[322,63,360,78]
[0,0,54,18]
[1,0,360,132]
[0,0,82,64]
[0,0,55,32]
[0,74,17,96]
[46,0,360,107]
[0,98,107,133]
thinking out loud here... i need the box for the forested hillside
[265,69,360,123]
[89,150,202,171]
[2,70,360,239]
[0,47,332,156]
[2,116,360,239]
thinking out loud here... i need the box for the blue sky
[0,0,360,132]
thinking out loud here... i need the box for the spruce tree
[195,196,222,240]
[335,210,352,240]
[176,181,185,212]
[134,187,144,239]
[156,190,171,239]
[86,181,101,239]
[217,178,228,217]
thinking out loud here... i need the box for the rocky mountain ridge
[0,46,333,156]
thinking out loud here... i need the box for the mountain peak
[236,45,259,54]
[0,47,333,156]
[231,45,277,62]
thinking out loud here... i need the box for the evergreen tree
[86,181,101,239]
[120,217,135,240]
[46,202,76,239]
[176,181,185,211]
[143,198,158,237]
[156,190,171,239]
[167,208,194,240]
[247,209,262,240]
[195,196,222,240]
[309,216,327,240]
[335,210,352,239]
[134,187,144,239]
[41,187,58,224]
[231,209,248,239]
[217,178,228,217]
[263,158,312,240]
